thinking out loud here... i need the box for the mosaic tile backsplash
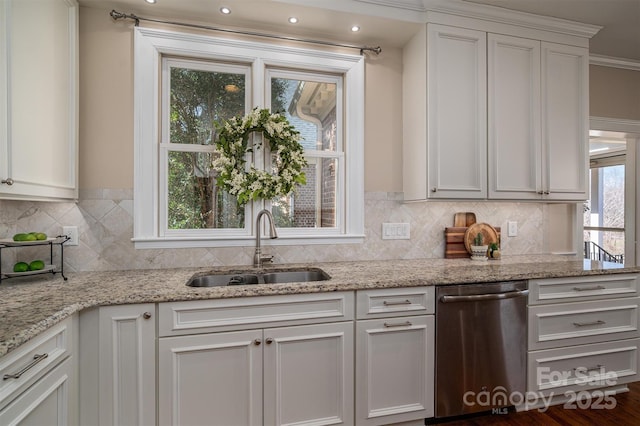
[0,190,550,272]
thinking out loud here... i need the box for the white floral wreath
[212,108,308,205]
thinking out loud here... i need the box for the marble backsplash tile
[0,191,549,272]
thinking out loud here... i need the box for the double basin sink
[187,267,330,287]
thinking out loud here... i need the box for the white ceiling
[79,0,640,61]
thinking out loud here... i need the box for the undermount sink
[187,268,330,287]
[262,270,330,284]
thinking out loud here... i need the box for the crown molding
[590,54,640,72]
[423,0,601,39]
[276,0,602,39]
[591,116,640,135]
[356,0,427,12]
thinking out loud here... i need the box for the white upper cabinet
[488,34,542,200]
[403,24,487,200]
[542,42,589,201]
[489,35,588,201]
[403,7,596,202]
[0,0,78,201]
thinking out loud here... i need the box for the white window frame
[266,68,345,237]
[132,27,365,248]
[160,57,253,238]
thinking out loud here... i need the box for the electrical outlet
[62,226,79,246]
[382,223,410,240]
[507,221,518,237]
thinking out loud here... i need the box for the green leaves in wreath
[212,108,308,205]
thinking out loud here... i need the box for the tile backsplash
[0,190,549,272]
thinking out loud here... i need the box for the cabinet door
[0,357,75,426]
[427,24,486,199]
[542,42,588,201]
[0,0,78,200]
[264,322,354,426]
[488,34,542,200]
[97,305,156,426]
[355,316,434,425]
[158,329,263,426]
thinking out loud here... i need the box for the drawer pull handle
[3,353,49,380]
[572,285,605,292]
[573,320,606,327]
[384,321,412,328]
[573,364,604,373]
[383,299,412,306]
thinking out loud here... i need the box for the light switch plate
[382,223,410,240]
[507,221,518,237]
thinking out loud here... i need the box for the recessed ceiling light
[220,7,231,15]
[351,25,360,32]
[288,17,298,24]
[145,0,156,4]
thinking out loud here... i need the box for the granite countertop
[1,255,638,358]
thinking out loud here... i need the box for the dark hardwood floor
[431,382,640,425]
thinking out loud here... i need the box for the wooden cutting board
[444,227,471,258]
[445,225,501,258]
[453,212,476,227]
[464,223,499,254]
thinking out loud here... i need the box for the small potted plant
[489,242,501,259]
[470,232,488,261]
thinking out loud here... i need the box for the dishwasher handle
[440,289,529,303]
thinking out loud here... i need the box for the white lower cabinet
[355,287,435,425]
[356,316,434,425]
[0,357,75,426]
[158,322,354,426]
[527,274,640,406]
[0,316,77,426]
[79,304,156,426]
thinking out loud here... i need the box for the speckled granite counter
[1,255,638,357]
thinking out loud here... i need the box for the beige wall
[78,6,404,192]
[79,7,134,189]
[590,65,640,120]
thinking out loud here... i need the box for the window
[584,141,626,263]
[133,27,364,248]
[267,70,343,235]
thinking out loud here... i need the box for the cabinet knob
[143,312,152,319]
[431,187,437,193]
[1,178,13,186]
[254,339,262,346]
[543,190,550,195]
[265,338,274,344]
[537,190,544,195]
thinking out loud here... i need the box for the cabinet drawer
[159,291,354,337]
[0,316,74,410]
[0,356,74,425]
[356,287,434,319]
[529,297,640,350]
[529,274,639,305]
[528,338,640,395]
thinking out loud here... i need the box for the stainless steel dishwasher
[435,281,528,418]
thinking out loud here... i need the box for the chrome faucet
[254,209,278,267]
